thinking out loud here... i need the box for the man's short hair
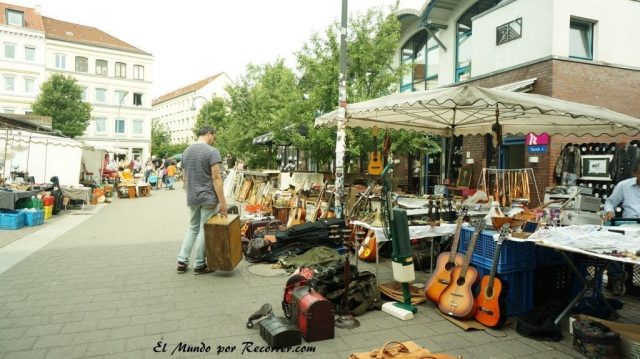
[197,126,216,137]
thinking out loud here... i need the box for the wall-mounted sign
[496,18,522,45]
[525,132,549,145]
[528,145,548,153]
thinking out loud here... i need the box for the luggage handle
[372,341,409,358]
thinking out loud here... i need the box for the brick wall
[467,60,554,96]
[460,134,488,189]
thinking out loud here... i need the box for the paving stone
[84,339,126,356]
[23,323,63,337]
[0,336,37,352]
[33,333,76,348]
[1,349,47,359]
[60,320,98,334]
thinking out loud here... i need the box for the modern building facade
[0,2,154,162]
[396,0,640,196]
[151,73,234,144]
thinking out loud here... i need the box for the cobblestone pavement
[0,187,638,358]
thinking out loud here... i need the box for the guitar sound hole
[486,288,493,297]
[456,277,465,286]
[445,262,455,271]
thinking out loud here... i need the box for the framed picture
[580,155,613,181]
[456,166,473,188]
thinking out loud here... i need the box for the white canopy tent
[315,85,640,137]
[0,129,84,185]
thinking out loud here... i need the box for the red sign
[525,132,549,145]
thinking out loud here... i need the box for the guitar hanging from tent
[475,223,510,328]
[368,126,383,175]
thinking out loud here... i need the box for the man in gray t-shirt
[176,126,227,274]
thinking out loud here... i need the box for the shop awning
[493,78,536,93]
[252,124,307,146]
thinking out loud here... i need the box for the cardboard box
[571,314,640,359]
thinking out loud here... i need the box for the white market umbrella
[315,85,640,137]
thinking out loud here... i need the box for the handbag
[348,341,460,359]
[244,236,271,263]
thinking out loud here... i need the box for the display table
[0,189,40,210]
[350,220,457,284]
[61,186,92,210]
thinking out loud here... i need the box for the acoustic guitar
[358,229,377,262]
[425,207,468,303]
[308,181,327,223]
[368,126,383,175]
[475,223,509,328]
[437,219,485,319]
[288,197,306,227]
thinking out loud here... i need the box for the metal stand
[335,230,360,329]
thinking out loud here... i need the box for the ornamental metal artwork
[496,18,522,45]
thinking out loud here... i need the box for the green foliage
[151,120,188,158]
[31,73,92,138]
[193,97,227,138]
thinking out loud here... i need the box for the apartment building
[0,2,154,161]
[396,0,640,194]
[152,73,234,144]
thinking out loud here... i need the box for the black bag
[516,299,566,342]
[310,261,359,295]
[244,237,271,263]
[573,319,620,359]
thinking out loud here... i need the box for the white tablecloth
[350,220,457,242]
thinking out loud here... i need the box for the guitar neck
[487,240,502,291]
[460,225,483,279]
[447,216,464,263]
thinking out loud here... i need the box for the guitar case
[290,286,335,342]
[258,316,301,349]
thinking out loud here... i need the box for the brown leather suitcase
[204,214,242,271]
[290,286,334,342]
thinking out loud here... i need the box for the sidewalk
[0,188,635,358]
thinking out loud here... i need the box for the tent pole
[2,129,8,180]
[334,0,348,219]
[446,108,457,181]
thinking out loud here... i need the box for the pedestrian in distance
[176,126,227,274]
[166,161,177,190]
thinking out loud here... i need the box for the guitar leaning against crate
[474,223,510,328]
[367,126,383,176]
[425,207,468,303]
[437,219,485,319]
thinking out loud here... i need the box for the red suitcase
[290,286,335,342]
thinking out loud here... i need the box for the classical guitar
[475,223,510,328]
[368,126,383,175]
[437,219,486,319]
[308,181,327,222]
[358,229,377,262]
[289,197,306,227]
[425,207,468,303]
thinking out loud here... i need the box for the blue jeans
[167,176,175,189]
[177,204,219,267]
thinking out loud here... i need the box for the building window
[96,59,108,76]
[115,62,126,78]
[570,19,594,60]
[133,65,144,80]
[24,78,35,93]
[81,86,87,100]
[455,0,501,82]
[6,9,24,27]
[55,53,66,69]
[75,56,88,73]
[95,88,107,103]
[133,119,143,135]
[115,90,127,105]
[3,75,15,91]
[133,93,142,106]
[3,107,15,114]
[24,46,35,61]
[4,43,15,59]
[94,117,107,133]
[400,30,439,92]
[115,118,126,134]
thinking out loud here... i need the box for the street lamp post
[190,96,209,111]
[116,91,129,157]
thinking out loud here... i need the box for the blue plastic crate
[535,246,568,268]
[21,209,44,227]
[0,210,26,230]
[570,260,604,300]
[474,265,534,318]
[459,228,536,272]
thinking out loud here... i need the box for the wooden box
[272,207,291,225]
[204,214,242,271]
[258,316,301,349]
[290,286,335,342]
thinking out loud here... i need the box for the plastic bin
[44,205,53,220]
[15,197,43,210]
[21,209,44,227]
[474,265,534,318]
[535,246,569,268]
[459,228,536,272]
[42,196,54,207]
[0,210,26,230]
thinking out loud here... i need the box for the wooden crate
[204,214,242,271]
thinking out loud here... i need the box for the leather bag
[348,341,460,359]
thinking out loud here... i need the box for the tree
[192,97,227,138]
[151,120,187,158]
[295,3,440,163]
[32,73,92,138]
